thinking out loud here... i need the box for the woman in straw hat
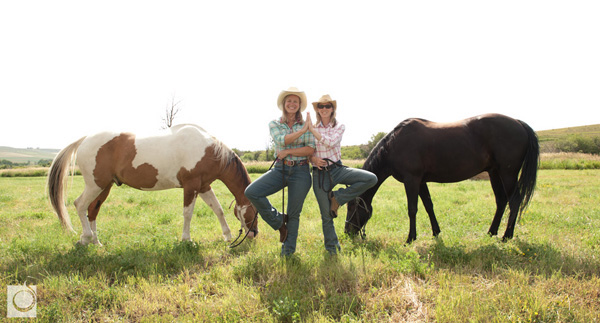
[308,94,377,255]
[245,87,316,257]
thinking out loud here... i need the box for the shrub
[556,135,600,154]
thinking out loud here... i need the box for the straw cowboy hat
[312,94,337,110]
[277,87,307,112]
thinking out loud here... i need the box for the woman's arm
[313,123,345,147]
[278,146,315,159]
[284,114,311,145]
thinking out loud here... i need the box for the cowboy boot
[329,191,340,218]
[279,213,289,243]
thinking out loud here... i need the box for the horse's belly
[140,172,183,190]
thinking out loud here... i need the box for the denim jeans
[245,163,312,256]
[312,165,377,254]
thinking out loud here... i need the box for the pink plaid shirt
[313,121,345,162]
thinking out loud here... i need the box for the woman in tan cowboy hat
[308,94,377,255]
[245,87,316,257]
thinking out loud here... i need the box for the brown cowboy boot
[279,213,289,243]
[329,191,340,218]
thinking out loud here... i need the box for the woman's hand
[310,156,327,169]
[277,150,290,160]
[303,112,312,133]
[306,111,322,140]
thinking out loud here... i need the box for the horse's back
[466,114,530,161]
[387,114,530,182]
[76,125,219,191]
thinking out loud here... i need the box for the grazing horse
[346,113,539,243]
[48,124,258,246]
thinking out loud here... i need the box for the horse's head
[345,198,372,236]
[235,203,259,238]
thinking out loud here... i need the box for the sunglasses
[317,104,333,109]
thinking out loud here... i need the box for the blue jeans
[245,163,312,256]
[312,165,377,254]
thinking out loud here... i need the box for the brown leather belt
[277,159,309,167]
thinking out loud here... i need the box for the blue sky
[1,1,599,151]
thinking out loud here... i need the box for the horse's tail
[47,136,86,232]
[513,121,539,217]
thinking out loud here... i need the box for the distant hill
[537,124,600,153]
[0,146,60,164]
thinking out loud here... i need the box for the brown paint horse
[346,113,539,243]
[48,124,257,246]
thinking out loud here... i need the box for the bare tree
[162,96,181,129]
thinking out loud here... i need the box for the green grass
[1,170,599,322]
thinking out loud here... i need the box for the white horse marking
[199,190,232,242]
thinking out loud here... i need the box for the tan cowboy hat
[277,87,307,112]
[312,94,337,110]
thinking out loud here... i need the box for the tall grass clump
[540,152,600,169]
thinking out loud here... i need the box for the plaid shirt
[269,118,316,161]
[313,121,345,162]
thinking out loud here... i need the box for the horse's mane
[364,118,424,173]
[212,139,251,187]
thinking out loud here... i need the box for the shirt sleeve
[305,131,316,149]
[269,120,286,148]
[318,123,345,148]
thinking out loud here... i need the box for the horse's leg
[181,188,198,242]
[502,172,522,241]
[85,185,113,246]
[487,170,508,236]
[73,184,104,245]
[198,189,232,242]
[419,183,441,237]
[403,178,421,244]
[496,170,519,241]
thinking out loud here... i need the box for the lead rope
[316,158,346,193]
[282,159,286,216]
[229,204,258,248]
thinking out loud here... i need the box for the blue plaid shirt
[269,118,316,161]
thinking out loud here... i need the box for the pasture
[1,170,599,322]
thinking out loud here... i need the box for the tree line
[0,159,53,169]
[233,132,387,162]
[234,132,600,162]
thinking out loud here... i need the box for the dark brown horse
[345,113,539,243]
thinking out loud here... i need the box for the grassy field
[1,170,599,322]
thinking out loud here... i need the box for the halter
[345,196,370,239]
